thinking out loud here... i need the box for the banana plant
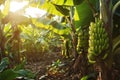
[0,57,35,80]
[87,0,120,80]
[0,0,31,63]
[40,0,96,78]
[40,0,120,79]
[0,0,10,58]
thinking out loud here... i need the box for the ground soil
[25,51,120,80]
[25,52,73,80]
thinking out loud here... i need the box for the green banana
[88,19,109,63]
[77,27,89,53]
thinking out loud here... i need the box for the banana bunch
[88,19,109,63]
[77,27,89,53]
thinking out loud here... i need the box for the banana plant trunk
[0,24,6,60]
[66,6,89,78]
[97,0,113,80]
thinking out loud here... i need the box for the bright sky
[10,1,28,12]
[25,7,47,18]
[0,1,47,18]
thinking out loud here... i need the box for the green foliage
[0,57,9,72]
[46,0,84,6]
[32,18,70,35]
[74,0,96,28]
[40,0,84,16]
[0,0,120,79]
[2,0,10,16]
[14,59,26,71]
[16,69,36,80]
[0,57,35,80]
[20,25,49,52]
[53,4,69,16]
[41,1,65,16]
[51,59,62,67]
[47,0,73,6]
[47,59,64,75]
[0,69,18,80]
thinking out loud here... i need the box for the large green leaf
[41,1,64,16]
[0,69,18,80]
[32,18,70,35]
[16,69,35,79]
[74,0,96,28]
[14,60,26,71]
[48,0,73,6]
[53,4,69,16]
[41,0,84,16]
[47,0,84,6]
[0,57,9,72]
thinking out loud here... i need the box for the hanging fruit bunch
[77,27,89,53]
[88,19,109,63]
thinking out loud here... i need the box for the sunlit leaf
[3,23,12,37]
[41,1,64,16]
[51,0,73,5]
[2,0,10,16]
[20,26,35,41]
[32,19,70,35]
[48,0,83,6]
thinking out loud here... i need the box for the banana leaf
[74,0,96,28]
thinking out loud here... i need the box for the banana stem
[99,0,108,23]
[112,1,120,33]
[112,1,120,15]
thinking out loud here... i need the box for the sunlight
[10,1,47,18]
[0,5,4,10]
[10,1,28,12]
[0,1,47,18]
[25,7,47,18]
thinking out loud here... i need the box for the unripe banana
[77,27,89,53]
[88,19,109,63]
[88,53,96,63]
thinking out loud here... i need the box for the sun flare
[10,1,47,18]
[10,1,28,12]
[0,1,47,18]
[25,7,47,18]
